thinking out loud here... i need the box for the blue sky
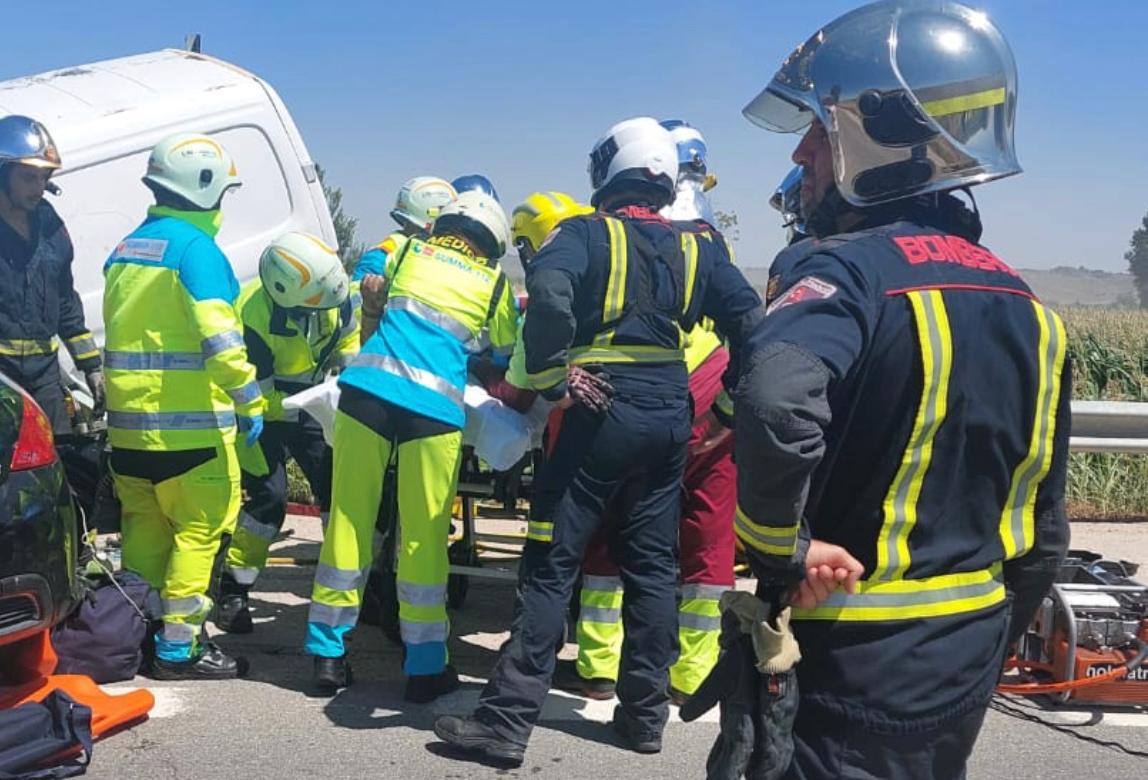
[4,1,1146,271]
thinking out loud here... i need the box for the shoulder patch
[766,274,782,302]
[766,275,838,316]
[114,238,168,263]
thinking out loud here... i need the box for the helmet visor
[743,26,829,134]
[743,85,816,134]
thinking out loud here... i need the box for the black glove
[683,631,759,780]
[566,365,613,414]
[683,602,800,780]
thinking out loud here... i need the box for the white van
[0,48,335,367]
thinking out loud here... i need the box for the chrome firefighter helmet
[0,115,62,170]
[743,0,1020,207]
[659,119,708,181]
[770,166,806,241]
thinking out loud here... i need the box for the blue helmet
[659,119,707,176]
[451,174,499,202]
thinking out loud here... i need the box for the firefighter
[215,232,359,634]
[469,191,593,408]
[434,117,763,766]
[729,2,1071,777]
[104,132,264,680]
[304,191,519,703]
[553,120,737,704]
[0,115,103,436]
[771,166,807,245]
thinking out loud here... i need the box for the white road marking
[103,685,188,719]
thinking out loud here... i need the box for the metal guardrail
[1070,401,1148,453]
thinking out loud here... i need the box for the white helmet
[588,117,678,209]
[433,191,511,260]
[390,176,457,232]
[259,232,349,310]
[143,132,241,209]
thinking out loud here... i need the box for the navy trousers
[476,385,691,746]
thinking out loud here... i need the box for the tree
[315,164,366,270]
[1126,211,1148,307]
[714,209,740,242]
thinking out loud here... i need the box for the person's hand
[689,409,732,456]
[787,539,864,609]
[85,369,106,417]
[360,274,387,318]
[237,413,264,447]
[566,366,613,413]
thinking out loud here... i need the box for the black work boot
[611,705,662,754]
[313,655,353,694]
[214,573,253,634]
[552,659,616,700]
[433,715,525,767]
[404,665,460,703]
[150,642,249,681]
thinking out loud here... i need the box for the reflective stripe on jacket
[103,212,263,450]
[521,211,761,398]
[338,236,518,428]
[735,201,1071,726]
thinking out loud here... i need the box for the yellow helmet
[511,191,593,258]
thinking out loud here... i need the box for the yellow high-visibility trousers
[305,409,461,676]
[115,446,241,659]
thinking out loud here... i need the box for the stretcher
[281,377,545,604]
[0,631,154,742]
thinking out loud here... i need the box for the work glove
[681,592,801,780]
[85,369,106,417]
[237,413,264,447]
[565,365,613,414]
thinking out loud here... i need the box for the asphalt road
[82,516,1148,779]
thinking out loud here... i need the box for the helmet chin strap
[805,185,986,243]
[804,184,852,238]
